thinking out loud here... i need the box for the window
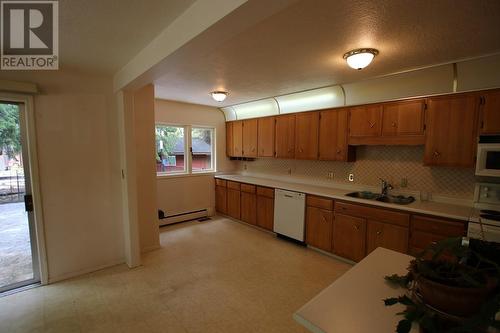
[191,127,214,172]
[155,124,215,176]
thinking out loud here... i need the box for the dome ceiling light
[211,91,228,102]
[343,48,379,70]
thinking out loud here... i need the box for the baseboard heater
[159,209,208,226]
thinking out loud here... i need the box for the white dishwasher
[273,189,306,242]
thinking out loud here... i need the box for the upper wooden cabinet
[295,112,319,159]
[258,117,275,157]
[232,121,243,157]
[226,122,233,157]
[318,108,355,162]
[242,119,258,157]
[382,99,425,136]
[349,100,426,145]
[349,104,383,137]
[424,94,478,167]
[275,114,296,159]
[479,90,500,134]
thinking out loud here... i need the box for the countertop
[294,247,417,333]
[215,174,473,221]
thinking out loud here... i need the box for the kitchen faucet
[379,178,393,196]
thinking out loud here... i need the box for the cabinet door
[258,117,275,157]
[257,195,274,231]
[382,100,425,136]
[366,220,409,255]
[242,119,258,157]
[227,188,241,219]
[241,192,257,225]
[275,114,296,159]
[424,95,478,167]
[232,121,243,157]
[215,185,227,214]
[480,90,500,134]
[306,206,333,252]
[295,112,319,159]
[319,108,352,161]
[226,122,233,157]
[349,105,382,137]
[333,214,366,262]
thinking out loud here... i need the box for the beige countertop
[294,247,418,333]
[215,174,473,221]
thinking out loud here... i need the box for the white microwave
[476,138,500,177]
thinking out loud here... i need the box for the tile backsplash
[237,146,476,200]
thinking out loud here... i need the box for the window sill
[157,171,217,179]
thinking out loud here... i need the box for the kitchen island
[294,247,418,333]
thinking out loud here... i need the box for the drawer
[306,195,334,210]
[257,186,274,198]
[241,183,256,194]
[215,179,227,187]
[410,230,454,250]
[411,215,466,237]
[335,202,409,227]
[227,181,241,190]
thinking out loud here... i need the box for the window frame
[155,122,216,177]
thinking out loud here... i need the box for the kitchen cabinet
[333,214,366,262]
[256,186,274,231]
[409,215,467,256]
[305,195,334,252]
[366,220,408,255]
[242,119,258,158]
[318,108,355,162]
[232,121,243,158]
[424,94,478,167]
[275,114,296,159]
[240,184,257,225]
[215,179,227,214]
[226,181,241,219]
[479,89,500,134]
[382,99,425,137]
[349,104,382,138]
[226,122,233,157]
[295,112,319,159]
[258,117,275,157]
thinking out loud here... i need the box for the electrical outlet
[327,171,334,180]
[348,173,354,182]
[401,177,408,188]
[287,168,292,175]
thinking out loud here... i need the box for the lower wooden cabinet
[333,214,366,262]
[257,195,274,231]
[409,215,466,255]
[227,188,241,219]
[366,220,408,255]
[306,206,333,252]
[241,192,257,225]
[215,185,227,214]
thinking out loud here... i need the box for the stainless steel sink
[345,191,415,205]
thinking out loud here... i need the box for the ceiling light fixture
[211,91,228,102]
[343,48,379,70]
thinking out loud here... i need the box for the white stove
[468,183,500,242]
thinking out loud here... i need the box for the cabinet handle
[299,148,303,153]
[376,230,382,235]
[391,122,397,128]
[433,151,440,157]
[252,147,256,152]
[336,149,342,154]
[287,148,292,153]
[354,224,360,230]
[322,216,327,223]
[368,121,375,128]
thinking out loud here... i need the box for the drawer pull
[376,230,383,236]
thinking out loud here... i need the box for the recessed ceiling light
[343,48,379,70]
[211,91,228,102]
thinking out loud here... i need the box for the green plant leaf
[396,319,412,333]
[384,297,399,306]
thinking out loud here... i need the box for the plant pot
[416,275,497,317]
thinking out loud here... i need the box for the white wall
[155,99,235,219]
[0,70,124,281]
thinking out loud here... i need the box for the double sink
[345,191,415,205]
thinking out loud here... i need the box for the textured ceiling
[154,0,500,107]
[58,0,196,74]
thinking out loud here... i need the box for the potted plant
[384,237,500,333]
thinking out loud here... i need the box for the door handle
[24,194,33,212]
